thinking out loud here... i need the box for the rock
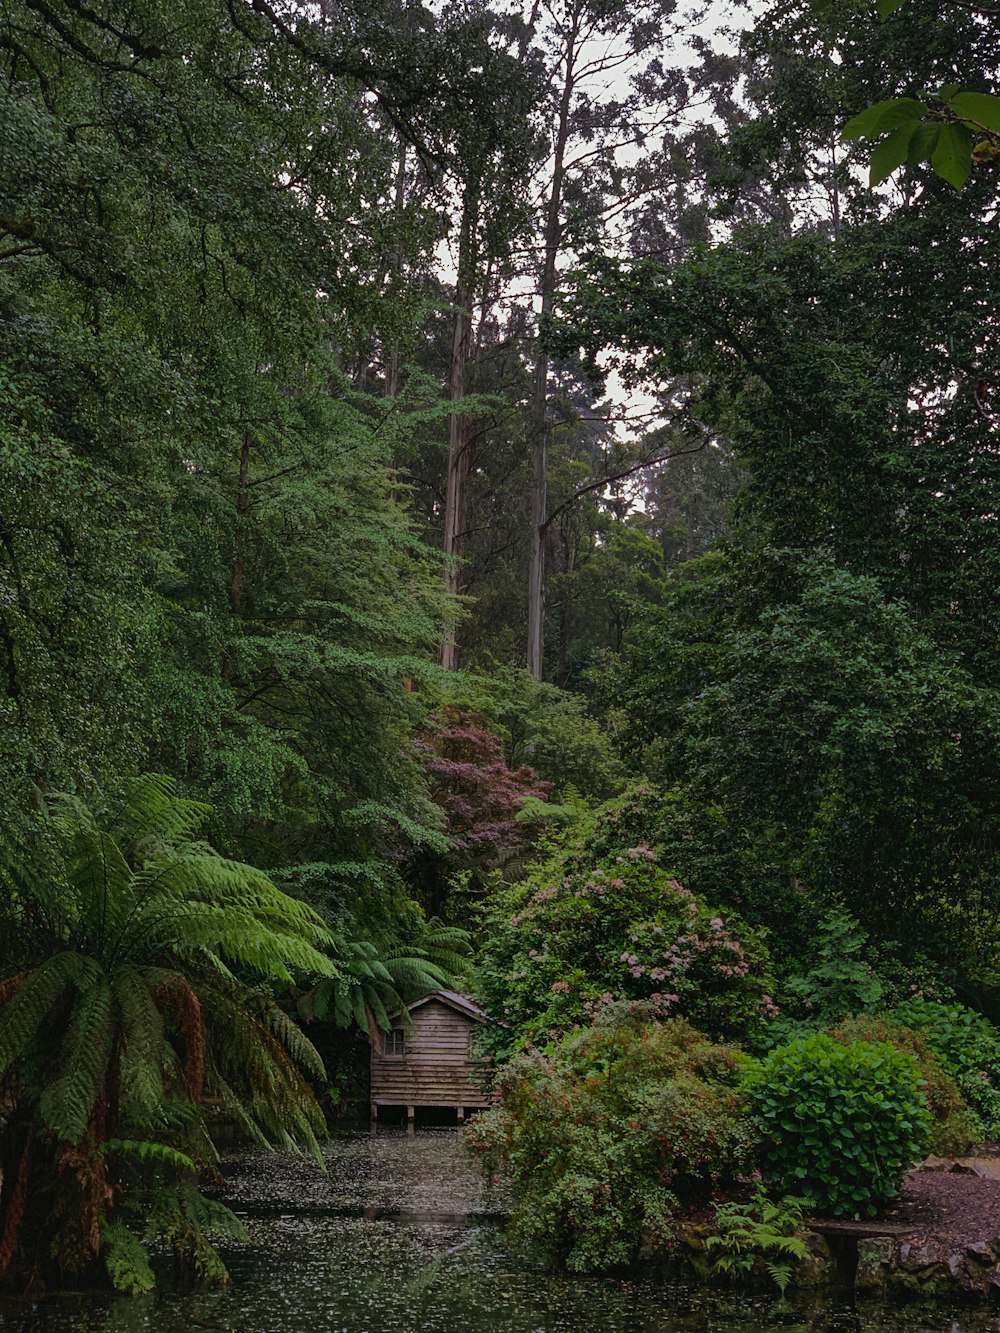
[967,1242,994,1264]
[856,1236,897,1292]
[795,1231,834,1287]
[902,1240,945,1269]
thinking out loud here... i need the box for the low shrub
[745,1032,930,1217]
[890,997,1000,1138]
[829,1015,980,1155]
[466,1011,758,1272]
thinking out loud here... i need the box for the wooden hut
[369,990,492,1128]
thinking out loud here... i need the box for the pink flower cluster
[624,844,658,862]
[759,994,780,1018]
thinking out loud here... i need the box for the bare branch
[541,439,708,534]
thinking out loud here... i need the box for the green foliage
[842,88,988,190]
[745,1033,930,1218]
[436,669,627,802]
[827,1016,979,1156]
[705,1189,810,1294]
[565,211,1000,967]
[466,1013,757,1272]
[779,910,885,1031]
[841,3,1000,192]
[478,797,775,1053]
[99,1220,156,1297]
[297,921,471,1035]
[0,0,543,971]
[0,775,334,1290]
[889,998,1000,1137]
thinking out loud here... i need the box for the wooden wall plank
[370,994,494,1109]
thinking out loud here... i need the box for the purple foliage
[417,708,551,857]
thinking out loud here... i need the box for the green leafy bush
[745,1033,930,1217]
[890,997,1000,1137]
[828,1015,979,1155]
[479,802,775,1052]
[466,1012,758,1272]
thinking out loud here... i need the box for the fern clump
[706,1190,810,1294]
[0,775,339,1293]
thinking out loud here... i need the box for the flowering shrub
[478,823,774,1050]
[466,1012,758,1272]
[745,1033,930,1217]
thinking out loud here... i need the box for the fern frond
[60,827,134,953]
[104,775,210,853]
[200,985,326,1152]
[102,1140,196,1173]
[101,1218,156,1295]
[145,1182,246,1284]
[39,975,114,1143]
[246,992,327,1083]
[0,952,100,1080]
[201,1045,272,1151]
[111,968,167,1118]
[385,955,451,993]
[162,908,336,981]
[765,1260,793,1295]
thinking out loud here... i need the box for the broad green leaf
[870,124,915,186]
[931,121,974,189]
[843,98,926,140]
[907,122,941,166]
[938,84,959,101]
[949,92,1000,134]
[876,0,909,16]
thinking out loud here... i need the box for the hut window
[384,1028,406,1056]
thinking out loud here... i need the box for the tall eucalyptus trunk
[526,21,577,680]
[439,191,479,670]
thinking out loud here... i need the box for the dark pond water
[3,1129,1000,1333]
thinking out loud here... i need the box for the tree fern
[0,776,339,1290]
[103,774,210,854]
[112,971,168,1119]
[102,1140,197,1173]
[298,921,472,1036]
[100,1219,156,1296]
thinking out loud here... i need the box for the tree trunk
[526,19,577,679]
[439,292,473,669]
[230,431,252,614]
[439,194,479,670]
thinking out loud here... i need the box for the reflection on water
[2,1129,1000,1333]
